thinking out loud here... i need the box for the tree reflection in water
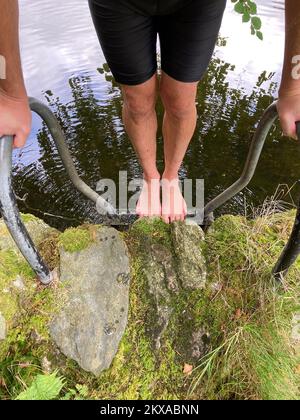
[13,54,300,230]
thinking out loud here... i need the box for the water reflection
[13,52,300,229]
[12,0,300,230]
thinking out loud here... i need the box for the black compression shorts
[88,0,227,85]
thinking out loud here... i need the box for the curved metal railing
[0,97,299,283]
[29,97,117,216]
[0,135,53,284]
[204,101,300,282]
[203,102,279,222]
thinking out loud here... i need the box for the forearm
[279,0,300,97]
[0,0,27,98]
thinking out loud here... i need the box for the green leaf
[256,31,263,41]
[15,372,64,400]
[251,16,262,30]
[234,1,246,14]
[242,12,251,23]
[248,0,257,14]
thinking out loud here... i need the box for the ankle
[143,171,161,182]
[162,171,179,181]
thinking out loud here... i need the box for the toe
[161,214,170,224]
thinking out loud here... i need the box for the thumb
[279,114,298,140]
[13,130,27,148]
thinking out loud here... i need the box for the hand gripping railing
[0,97,120,284]
[204,101,300,281]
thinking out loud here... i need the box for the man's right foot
[136,175,161,218]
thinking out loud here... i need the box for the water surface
[13,0,300,229]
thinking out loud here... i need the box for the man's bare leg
[159,72,198,223]
[121,74,161,217]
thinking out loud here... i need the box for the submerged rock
[49,226,130,375]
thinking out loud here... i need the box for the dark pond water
[13,0,300,230]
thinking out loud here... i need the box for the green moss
[189,212,300,400]
[0,238,67,399]
[0,249,35,282]
[20,213,40,224]
[1,211,299,400]
[0,276,68,400]
[0,249,35,322]
[130,217,172,249]
[58,227,94,253]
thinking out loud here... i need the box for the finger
[13,131,27,148]
[280,114,298,140]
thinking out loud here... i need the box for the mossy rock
[0,214,58,254]
[0,211,300,400]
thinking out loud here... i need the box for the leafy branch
[231,0,263,40]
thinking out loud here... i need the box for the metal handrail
[29,97,117,217]
[203,100,300,281]
[0,135,53,284]
[0,97,300,283]
[272,195,300,280]
[204,102,279,222]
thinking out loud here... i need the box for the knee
[123,90,156,123]
[160,89,196,121]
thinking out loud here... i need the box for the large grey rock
[171,220,206,289]
[50,226,130,376]
[0,313,6,340]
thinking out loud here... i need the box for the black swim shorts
[88,0,227,85]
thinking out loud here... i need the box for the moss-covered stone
[0,211,299,401]
[0,214,58,253]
